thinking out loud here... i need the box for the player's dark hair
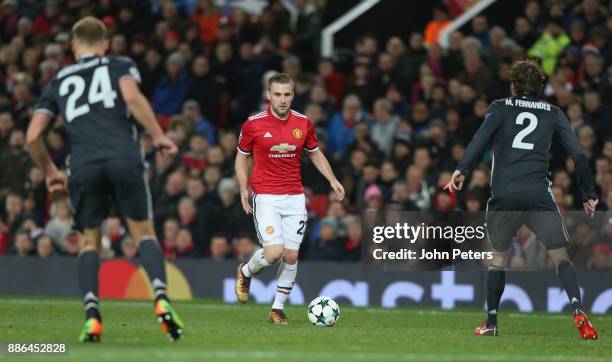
[72,16,107,46]
[267,72,294,90]
[508,59,545,96]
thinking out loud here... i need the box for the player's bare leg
[475,250,508,337]
[236,244,280,303]
[269,249,298,326]
[548,248,597,340]
[78,228,103,342]
[127,219,184,341]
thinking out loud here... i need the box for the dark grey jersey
[457,95,596,200]
[34,55,142,170]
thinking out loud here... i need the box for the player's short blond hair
[267,73,294,90]
[72,16,107,46]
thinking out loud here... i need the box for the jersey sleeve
[304,120,319,152]
[555,109,597,201]
[33,82,59,118]
[237,121,254,155]
[456,101,502,175]
[113,57,142,84]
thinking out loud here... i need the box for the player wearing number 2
[444,60,598,339]
[234,73,345,325]
[26,17,184,342]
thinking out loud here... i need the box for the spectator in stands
[153,52,188,116]
[0,112,14,152]
[583,89,611,146]
[471,15,490,48]
[528,17,570,75]
[20,216,43,242]
[364,184,384,211]
[304,84,331,120]
[327,94,370,159]
[139,47,164,98]
[513,17,538,49]
[120,238,138,259]
[31,0,59,37]
[424,5,450,46]
[308,217,342,260]
[343,216,362,261]
[161,217,179,258]
[191,0,221,45]
[235,234,257,263]
[22,166,47,220]
[457,52,494,96]
[346,56,378,108]
[12,229,33,257]
[46,129,68,168]
[217,177,251,240]
[173,227,198,258]
[0,0,18,39]
[177,196,198,238]
[318,58,346,108]
[182,133,208,175]
[44,198,73,254]
[207,145,232,176]
[379,161,399,202]
[186,56,223,124]
[109,33,127,56]
[1,192,24,254]
[210,233,232,261]
[0,129,34,192]
[371,98,400,156]
[101,217,128,257]
[36,234,55,258]
[156,170,186,225]
[571,0,607,33]
[406,165,432,211]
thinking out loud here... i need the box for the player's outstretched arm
[235,152,253,214]
[26,113,67,195]
[307,149,345,201]
[119,77,177,156]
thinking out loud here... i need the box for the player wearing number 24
[25,16,183,342]
[444,60,598,340]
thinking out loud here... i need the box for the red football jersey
[237,108,319,194]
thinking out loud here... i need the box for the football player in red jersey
[234,73,345,325]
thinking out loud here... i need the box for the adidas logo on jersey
[264,132,272,138]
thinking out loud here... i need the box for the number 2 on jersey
[59,66,117,122]
[512,111,538,150]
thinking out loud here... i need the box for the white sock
[272,261,297,310]
[241,248,271,277]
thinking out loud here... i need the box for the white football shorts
[252,193,307,250]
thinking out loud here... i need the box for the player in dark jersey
[26,17,184,342]
[444,60,598,339]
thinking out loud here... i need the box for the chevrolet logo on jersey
[270,143,297,153]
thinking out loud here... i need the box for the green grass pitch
[1,297,610,361]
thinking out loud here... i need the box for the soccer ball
[307,296,340,327]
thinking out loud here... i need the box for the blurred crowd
[0,0,610,269]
